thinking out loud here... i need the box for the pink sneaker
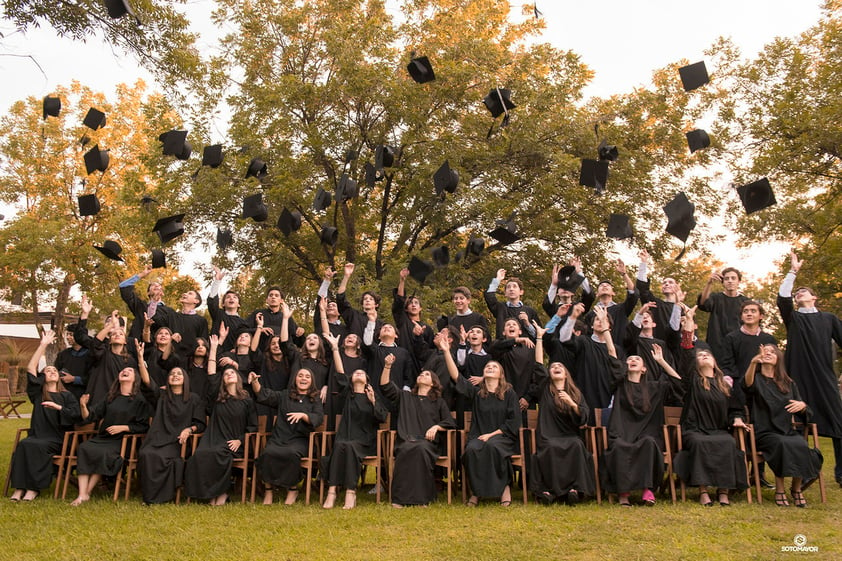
[641,489,656,506]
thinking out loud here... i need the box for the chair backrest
[663,406,682,425]
[463,411,472,432]
[526,408,539,430]
[0,379,12,398]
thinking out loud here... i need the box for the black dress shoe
[758,475,775,489]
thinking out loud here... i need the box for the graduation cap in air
[246,158,268,179]
[597,140,619,162]
[483,88,516,119]
[364,162,379,188]
[407,56,435,84]
[312,187,332,212]
[140,195,157,211]
[579,159,609,193]
[82,108,106,131]
[151,249,166,269]
[488,217,520,246]
[466,236,484,257]
[42,96,61,120]
[242,193,268,222]
[83,145,110,174]
[336,174,359,202]
[153,214,185,244]
[679,61,709,92]
[375,145,396,170]
[320,225,339,247]
[202,145,223,168]
[606,213,633,240]
[664,192,696,243]
[737,177,776,214]
[104,0,136,19]
[78,194,101,216]
[216,227,234,250]
[277,207,302,236]
[431,246,450,267]
[557,265,585,292]
[93,240,123,261]
[159,130,192,160]
[433,160,459,196]
[407,256,435,284]
[686,129,710,153]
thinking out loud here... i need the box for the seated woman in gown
[743,344,823,507]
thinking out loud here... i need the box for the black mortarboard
[104,0,136,18]
[42,96,61,120]
[83,145,110,174]
[556,265,585,292]
[202,144,223,168]
[152,214,185,244]
[364,162,378,188]
[93,240,123,261]
[737,177,776,214]
[407,56,435,84]
[151,249,166,269]
[597,140,619,162]
[579,159,609,193]
[140,195,157,209]
[320,225,339,246]
[312,187,332,212]
[663,192,696,242]
[82,108,106,130]
[606,213,633,240]
[686,129,710,153]
[483,88,516,118]
[242,193,268,222]
[160,130,192,160]
[407,256,434,284]
[431,246,450,267]
[277,207,302,236]
[375,145,396,169]
[78,194,101,216]
[679,61,709,92]
[336,174,359,202]
[246,158,268,179]
[488,218,520,246]
[466,236,485,257]
[216,228,234,250]
[433,160,459,196]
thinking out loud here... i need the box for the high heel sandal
[342,490,356,510]
[790,489,807,508]
[774,492,789,507]
[323,489,337,509]
[699,491,713,507]
[716,489,730,506]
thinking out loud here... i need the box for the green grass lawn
[0,414,838,561]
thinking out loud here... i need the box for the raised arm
[251,312,264,352]
[337,262,355,296]
[27,330,55,375]
[437,332,459,383]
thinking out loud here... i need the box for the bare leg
[71,474,92,506]
[323,486,337,509]
[342,489,356,509]
[500,485,511,506]
[262,486,273,505]
[284,488,298,505]
[698,486,711,506]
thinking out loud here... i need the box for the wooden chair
[174,437,191,505]
[662,406,683,502]
[60,424,99,499]
[299,418,327,505]
[592,408,610,503]
[0,379,25,419]
[731,426,754,504]
[460,410,536,505]
[319,413,390,505]
[1,428,74,497]
[387,421,457,505]
[112,433,146,501]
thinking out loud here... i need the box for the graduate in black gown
[184,338,257,505]
[336,262,383,339]
[441,337,520,506]
[777,251,842,486]
[485,268,539,340]
[141,323,184,388]
[54,325,92,400]
[671,308,749,506]
[380,354,455,507]
[489,318,541,416]
[742,344,823,507]
[251,366,324,505]
[279,303,330,405]
[635,249,683,356]
[623,302,678,381]
[600,320,682,506]
[318,296,366,426]
[696,267,749,363]
[393,267,435,372]
[446,286,489,334]
[9,331,80,502]
[186,337,212,411]
[71,366,151,506]
[528,323,594,504]
[320,333,388,509]
[207,266,249,353]
[136,342,206,504]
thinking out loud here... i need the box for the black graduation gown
[75,319,139,406]
[718,328,778,408]
[365,343,415,412]
[448,311,489,334]
[484,294,539,340]
[328,352,367,427]
[529,375,595,499]
[562,334,616,423]
[381,381,455,505]
[672,349,748,489]
[742,374,823,479]
[119,284,173,341]
[488,338,540,403]
[77,395,151,476]
[601,359,681,493]
[583,296,639,359]
[456,376,520,498]
[336,292,383,340]
[321,374,388,488]
[246,308,303,349]
[206,294,249,353]
[54,346,92,400]
[159,311,209,357]
[186,362,211,412]
[281,339,330,391]
[636,278,681,355]
[10,374,80,490]
[137,385,206,504]
[393,291,434,372]
[697,292,748,363]
[623,324,677,381]
[184,375,257,500]
[777,296,842,438]
[143,345,184,388]
[254,387,324,488]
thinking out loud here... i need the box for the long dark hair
[761,345,793,394]
[412,371,443,401]
[693,352,731,396]
[289,368,320,401]
[217,366,249,402]
[107,368,141,402]
[547,363,583,413]
[166,367,191,403]
[41,367,68,401]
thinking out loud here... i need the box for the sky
[0,0,828,281]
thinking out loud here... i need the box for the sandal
[466,496,479,507]
[699,491,713,507]
[716,489,730,506]
[618,492,631,507]
[790,489,807,508]
[323,489,337,509]
[774,492,789,507]
[342,490,357,510]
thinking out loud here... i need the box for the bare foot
[263,488,273,505]
[500,485,511,507]
[212,493,228,506]
[466,495,479,507]
[323,489,336,509]
[22,490,39,501]
[342,490,356,510]
[284,489,298,505]
[9,490,23,502]
[70,495,89,507]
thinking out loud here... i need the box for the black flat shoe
[565,489,579,506]
[758,475,775,489]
